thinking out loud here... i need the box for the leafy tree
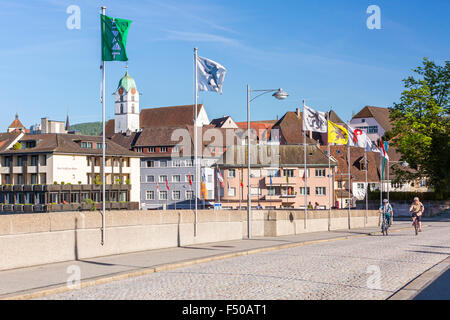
[389,58,449,192]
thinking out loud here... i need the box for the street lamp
[247,85,289,239]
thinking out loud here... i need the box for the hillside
[70,122,102,136]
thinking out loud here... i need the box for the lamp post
[247,85,288,239]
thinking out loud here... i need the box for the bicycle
[413,217,419,236]
[381,214,390,236]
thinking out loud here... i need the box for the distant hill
[70,122,102,136]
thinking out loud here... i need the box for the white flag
[347,125,368,148]
[197,56,227,94]
[303,105,327,133]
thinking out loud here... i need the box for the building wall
[140,157,217,210]
[349,117,384,143]
[220,166,334,209]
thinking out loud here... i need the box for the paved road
[41,221,450,300]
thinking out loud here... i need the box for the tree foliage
[389,58,450,192]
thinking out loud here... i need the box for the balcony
[264,176,296,186]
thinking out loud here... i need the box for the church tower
[114,71,140,133]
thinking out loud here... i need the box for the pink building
[217,145,338,210]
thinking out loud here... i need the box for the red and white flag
[166,178,170,191]
[217,169,225,187]
[188,174,193,187]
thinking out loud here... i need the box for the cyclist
[409,197,424,232]
[379,199,393,229]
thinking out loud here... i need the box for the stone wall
[0,209,379,271]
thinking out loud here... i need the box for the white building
[349,106,392,144]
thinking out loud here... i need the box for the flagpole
[328,141,332,231]
[101,6,106,246]
[247,84,252,239]
[303,100,307,229]
[387,157,390,203]
[379,142,382,226]
[347,141,351,229]
[194,47,198,237]
[364,148,368,227]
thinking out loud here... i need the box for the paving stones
[42,222,450,300]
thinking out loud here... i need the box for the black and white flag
[302,105,327,133]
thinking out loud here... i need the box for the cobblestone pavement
[42,222,450,300]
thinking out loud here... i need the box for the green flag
[101,14,132,61]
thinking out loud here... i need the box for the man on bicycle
[410,197,424,232]
[379,199,393,227]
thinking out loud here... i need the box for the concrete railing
[0,209,379,271]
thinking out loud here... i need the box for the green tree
[389,58,450,192]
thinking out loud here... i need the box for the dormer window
[362,119,366,123]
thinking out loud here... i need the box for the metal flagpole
[387,157,390,203]
[247,84,251,239]
[328,142,332,231]
[364,148,368,226]
[347,143,351,229]
[379,144,382,226]
[303,100,307,229]
[101,6,106,246]
[194,47,198,237]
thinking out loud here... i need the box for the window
[172,175,181,182]
[207,190,213,199]
[148,147,155,153]
[228,169,236,178]
[367,126,378,134]
[146,175,154,183]
[30,174,37,185]
[4,157,12,167]
[159,175,168,183]
[315,169,326,177]
[267,187,276,196]
[131,105,135,114]
[250,169,261,178]
[147,160,155,168]
[299,187,310,195]
[120,104,124,113]
[17,174,23,184]
[316,187,326,195]
[208,174,212,183]
[251,187,261,196]
[146,190,155,200]
[71,193,80,203]
[361,119,366,123]
[97,143,102,149]
[3,174,11,184]
[185,159,194,167]
[172,146,180,153]
[185,174,193,183]
[160,160,167,167]
[357,183,365,189]
[87,142,93,148]
[186,191,194,200]
[131,96,135,102]
[283,169,294,177]
[159,191,167,200]
[31,155,38,166]
[173,160,182,167]
[267,169,278,177]
[172,191,181,200]
[338,181,343,188]
[160,147,168,152]
[228,188,236,197]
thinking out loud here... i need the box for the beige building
[0,132,141,204]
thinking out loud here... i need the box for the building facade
[218,145,337,210]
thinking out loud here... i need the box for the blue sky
[0,0,449,130]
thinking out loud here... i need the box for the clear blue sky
[0,0,449,130]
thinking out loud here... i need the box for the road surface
[41,221,450,300]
